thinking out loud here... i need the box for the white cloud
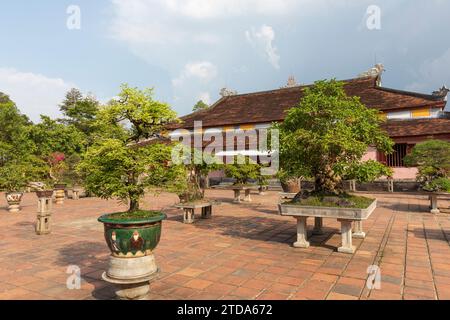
[246,25,280,69]
[405,48,450,94]
[198,92,211,104]
[0,68,74,122]
[165,0,298,19]
[172,61,218,87]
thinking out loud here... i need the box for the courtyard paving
[0,189,449,300]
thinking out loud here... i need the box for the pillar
[244,189,252,202]
[338,219,355,254]
[183,208,195,224]
[353,220,366,239]
[293,216,310,248]
[430,194,440,214]
[313,217,324,235]
[233,189,241,203]
[201,205,212,219]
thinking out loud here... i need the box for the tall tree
[192,100,209,112]
[59,88,99,136]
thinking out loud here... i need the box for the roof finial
[432,85,450,100]
[282,75,298,88]
[358,63,385,86]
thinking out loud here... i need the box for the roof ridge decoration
[219,87,238,97]
[281,75,299,88]
[432,85,450,100]
[358,63,385,86]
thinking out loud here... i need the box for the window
[386,144,408,167]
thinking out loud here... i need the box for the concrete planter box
[278,199,377,254]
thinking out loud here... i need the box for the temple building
[169,66,450,180]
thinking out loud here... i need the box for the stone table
[278,200,377,254]
[212,185,259,203]
[175,201,215,224]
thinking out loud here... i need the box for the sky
[0,0,449,122]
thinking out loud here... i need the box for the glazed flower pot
[98,211,167,300]
[5,192,23,213]
[53,184,66,205]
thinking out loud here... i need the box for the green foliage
[277,79,394,194]
[343,160,393,183]
[78,85,184,212]
[29,115,86,158]
[192,100,210,112]
[96,84,178,143]
[59,88,99,136]
[0,162,33,192]
[404,140,450,192]
[225,155,261,185]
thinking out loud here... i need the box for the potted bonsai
[343,160,394,192]
[77,84,184,299]
[224,155,261,202]
[277,169,302,194]
[275,79,393,253]
[0,163,30,213]
[48,152,68,204]
[404,140,450,214]
[173,147,221,223]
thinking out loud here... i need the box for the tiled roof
[381,118,450,137]
[172,76,447,130]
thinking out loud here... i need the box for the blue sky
[1,0,449,122]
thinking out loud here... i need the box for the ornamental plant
[343,160,393,183]
[276,79,393,196]
[77,84,185,213]
[225,155,261,185]
[404,140,450,192]
[48,152,67,184]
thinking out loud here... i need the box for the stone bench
[278,200,377,254]
[175,202,213,224]
[426,192,450,214]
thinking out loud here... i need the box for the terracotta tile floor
[0,190,449,300]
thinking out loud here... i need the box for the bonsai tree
[78,84,185,213]
[404,140,450,192]
[0,162,32,193]
[224,155,261,185]
[174,147,222,203]
[276,79,393,199]
[48,152,68,185]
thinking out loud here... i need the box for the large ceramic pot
[5,192,24,213]
[98,211,167,299]
[53,184,66,205]
[281,178,301,193]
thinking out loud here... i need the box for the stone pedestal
[430,194,440,214]
[36,196,53,235]
[313,217,324,235]
[349,180,357,192]
[72,189,80,200]
[387,179,394,193]
[293,216,310,248]
[258,186,268,195]
[353,220,366,239]
[201,205,212,219]
[338,219,355,254]
[102,254,159,300]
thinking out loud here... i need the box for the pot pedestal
[55,189,65,205]
[8,204,20,213]
[36,196,53,235]
[102,254,159,300]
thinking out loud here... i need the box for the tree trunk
[129,198,140,212]
[314,165,342,194]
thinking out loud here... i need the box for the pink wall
[362,147,418,180]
